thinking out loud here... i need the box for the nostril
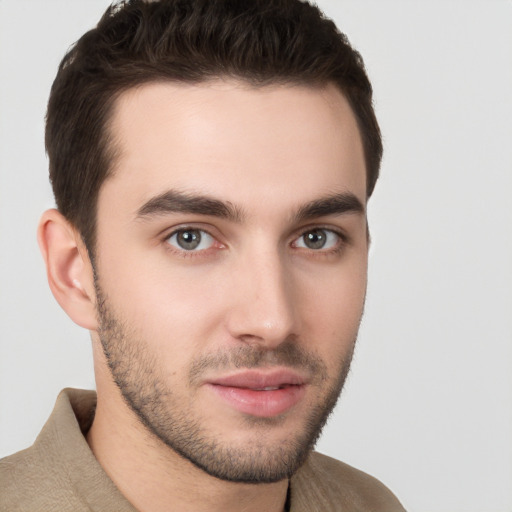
[238,333,267,345]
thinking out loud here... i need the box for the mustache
[189,340,329,385]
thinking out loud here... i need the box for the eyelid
[162,222,222,241]
[293,223,347,240]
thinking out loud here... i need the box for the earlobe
[37,209,98,330]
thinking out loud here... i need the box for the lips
[205,369,307,417]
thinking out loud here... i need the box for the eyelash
[162,225,347,258]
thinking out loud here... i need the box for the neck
[87,377,289,512]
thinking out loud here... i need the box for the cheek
[97,249,230,355]
[298,261,367,356]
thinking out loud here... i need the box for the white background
[1,1,511,511]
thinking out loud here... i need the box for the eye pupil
[177,229,201,250]
[304,229,326,249]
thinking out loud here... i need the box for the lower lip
[207,384,306,417]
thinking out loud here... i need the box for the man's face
[93,80,368,483]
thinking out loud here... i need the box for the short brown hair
[46,0,382,254]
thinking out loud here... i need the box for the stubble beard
[94,282,356,484]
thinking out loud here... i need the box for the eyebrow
[136,189,364,223]
[294,192,365,222]
[136,190,243,222]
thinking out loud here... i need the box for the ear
[37,209,98,330]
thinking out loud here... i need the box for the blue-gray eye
[295,229,339,250]
[167,229,214,251]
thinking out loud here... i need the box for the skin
[38,80,368,512]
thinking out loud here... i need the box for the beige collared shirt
[0,389,405,511]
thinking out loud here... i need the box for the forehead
[101,80,366,216]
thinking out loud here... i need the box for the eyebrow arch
[294,192,365,222]
[136,190,243,222]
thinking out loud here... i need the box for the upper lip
[207,369,308,389]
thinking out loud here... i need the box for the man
[0,0,405,510]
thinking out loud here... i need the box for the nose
[225,247,299,349]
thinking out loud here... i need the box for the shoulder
[290,451,406,512]
[0,389,130,512]
[0,445,74,512]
